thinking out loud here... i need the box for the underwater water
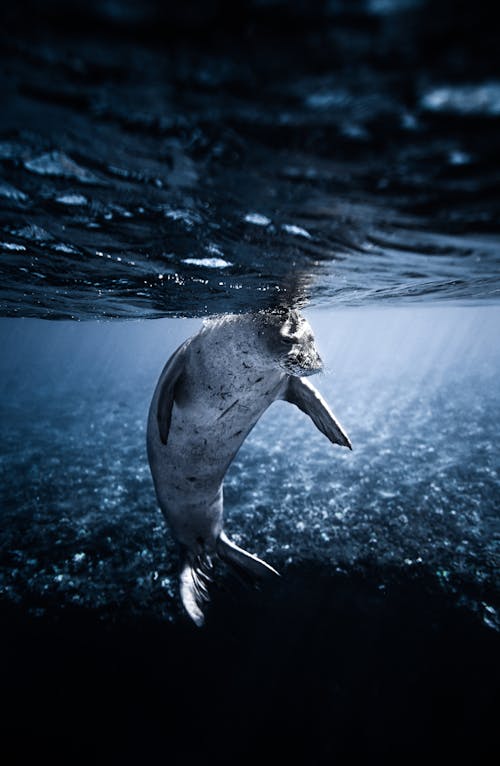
[1,306,499,759]
[1,306,499,625]
[1,0,499,761]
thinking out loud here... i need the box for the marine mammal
[147,309,351,626]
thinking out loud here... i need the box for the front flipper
[285,376,352,449]
[156,341,189,445]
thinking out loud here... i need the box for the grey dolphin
[147,309,351,625]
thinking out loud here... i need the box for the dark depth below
[2,565,499,762]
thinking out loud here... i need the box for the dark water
[1,1,499,761]
[1,308,499,759]
[1,0,500,318]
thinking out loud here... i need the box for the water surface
[1,0,499,317]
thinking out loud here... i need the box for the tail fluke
[179,535,279,627]
[217,531,280,581]
[179,553,213,627]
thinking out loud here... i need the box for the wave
[1,1,499,318]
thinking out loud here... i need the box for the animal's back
[147,318,286,481]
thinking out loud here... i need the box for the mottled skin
[147,310,351,624]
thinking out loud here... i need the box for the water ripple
[0,3,499,318]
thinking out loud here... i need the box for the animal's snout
[286,346,323,376]
[304,349,323,374]
[313,354,323,372]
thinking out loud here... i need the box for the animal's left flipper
[285,376,352,449]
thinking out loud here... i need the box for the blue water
[1,306,498,629]
[1,1,499,759]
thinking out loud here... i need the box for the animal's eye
[280,335,295,346]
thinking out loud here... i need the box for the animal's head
[260,309,323,376]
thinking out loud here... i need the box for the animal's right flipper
[156,341,189,445]
[285,376,352,450]
[217,531,280,584]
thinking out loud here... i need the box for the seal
[147,309,351,625]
